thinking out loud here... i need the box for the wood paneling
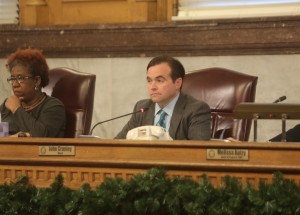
[62,0,157,1]
[1,138,300,189]
[20,0,172,25]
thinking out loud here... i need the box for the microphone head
[273,96,287,103]
[140,107,149,112]
[279,96,287,102]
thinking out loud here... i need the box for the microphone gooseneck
[89,107,149,135]
[273,96,287,103]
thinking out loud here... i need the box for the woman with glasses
[0,48,66,137]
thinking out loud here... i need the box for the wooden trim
[1,138,300,189]
[1,16,300,58]
[26,0,47,6]
[172,0,178,16]
[62,0,126,2]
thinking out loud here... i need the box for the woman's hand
[5,95,21,113]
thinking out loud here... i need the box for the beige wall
[1,55,299,142]
[3,2,299,142]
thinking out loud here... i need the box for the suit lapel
[169,93,187,138]
[142,103,155,125]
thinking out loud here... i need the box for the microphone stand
[78,108,149,138]
[89,110,144,135]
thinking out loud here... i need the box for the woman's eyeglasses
[7,76,33,84]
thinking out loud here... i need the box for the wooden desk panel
[0,138,300,189]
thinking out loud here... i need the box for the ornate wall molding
[1,16,300,58]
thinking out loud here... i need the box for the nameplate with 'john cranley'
[39,145,75,156]
[206,148,249,160]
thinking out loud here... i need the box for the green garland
[1,168,300,215]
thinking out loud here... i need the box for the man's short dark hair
[147,55,185,82]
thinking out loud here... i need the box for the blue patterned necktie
[157,110,167,129]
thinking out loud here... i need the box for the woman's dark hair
[6,48,49,87]
[147,55,185,82]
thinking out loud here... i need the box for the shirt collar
[154,93,180,116]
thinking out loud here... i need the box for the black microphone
[88,107,149,136]
[273,96,287,103]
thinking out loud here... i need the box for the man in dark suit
[269,124,300,142]
[115,55,211,140]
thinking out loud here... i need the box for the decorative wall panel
[1,16,300,58]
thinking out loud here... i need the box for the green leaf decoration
[0,169,300,214]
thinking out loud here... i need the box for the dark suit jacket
[115,93,211,140]
[269,124,300,142]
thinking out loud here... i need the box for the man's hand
[226,137,242,142]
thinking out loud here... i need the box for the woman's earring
[35,86,38,91]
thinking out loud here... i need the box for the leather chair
[182,67,258,141]
[43,67,96,138]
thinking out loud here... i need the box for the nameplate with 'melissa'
[206,148,248,160]
[39,146,75,156]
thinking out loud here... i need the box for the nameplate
[206,148,249,160]
[39,146,75,156]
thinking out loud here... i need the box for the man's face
[147,62,182,108]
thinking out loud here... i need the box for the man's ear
[175,77,183,89]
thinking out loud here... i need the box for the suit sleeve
[187,101,211,140]
[269,124,300,142]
